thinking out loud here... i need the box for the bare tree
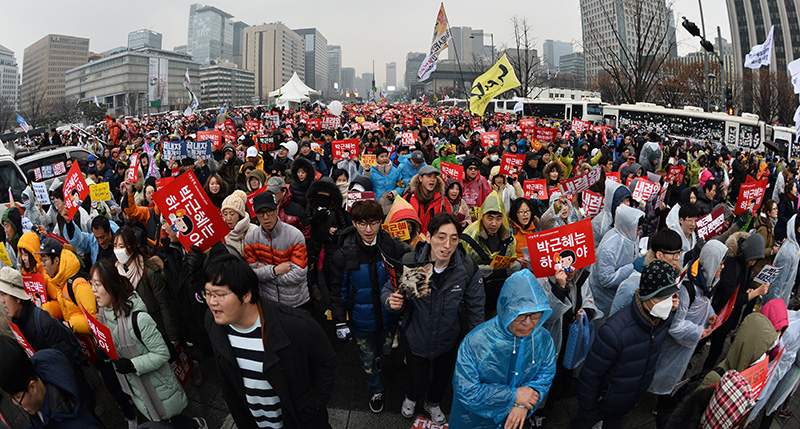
[581,0,677,103]
[49,96,80,126]
[737,69,798,125]
[22,79,50,128]
[0,96,14,133]
[507,17,550,98]
[652,59,688,108]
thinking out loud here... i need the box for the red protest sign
[523,179,548,200]
[607,172,621,183]
[739,354,769,397]
[526,218,595,278]
[224,119,236,134]
[402,115,415,128]
[702,286,738,339]
[7,317,35,356]
[734,178,768,215]
[571,118,590,134]
[520,119,537,137]
[224,132,237,145]
[81,303,118,360]
[156,177,174,190]
[411,417,447,429]
[244,120,262,133]
[667,165,685,183]
[480,131,500,149]
[581,190,605,217]
[307,118,322,130]
[22,274,47,306]
[440,162,463,181]
[152,170,229,252]
[535,127,558,143]
[332,139,359,160]
[63,162,89,220]
[74,333,98,364]
[746,175,756,183]
[246,185,269,218]
[400,132,416,146]
[197,130,223,151]
[127,153,139,183]
[631,179,661,202]
[214,122,225,131]
[470,118,481,129]
[170,344,195,387]
[346,191,375,212]
[559,165,602,195]
[498,153,526,176]
[696,206,727,241]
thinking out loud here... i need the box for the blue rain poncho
[763,214,799,305]
[450,270,556,428]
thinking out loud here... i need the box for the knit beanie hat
[740,233,765,262]
[221,190,249,220]
[639,260,678,301]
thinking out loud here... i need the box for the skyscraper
[187,3,234,65]
[128,29,163,50]
[293,28,329,93]
[21,34,89,111]
[340,67,355,94]
[447,27,473,62]
[0,44,20,110]
[232,21,249,69]
[726,0,800,77]
[328,45,342,96]
[242,23,305,101]
[386,62,397,88]
[405,52,426,97]
[559,52,586,87]
[542,40,573,69]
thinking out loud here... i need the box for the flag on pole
[183,91,199,117]
[418,3,452,82]
[469,54,521,117]
[745,26,774,69]
[16,114,29,133]
[93,95,100,108]
[183,68,193,93]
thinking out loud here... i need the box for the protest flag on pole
[469,54,521,117]
[418,3,452,82]
[16,114,29,133]
[744,25,774,69]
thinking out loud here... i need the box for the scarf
[374,162,393,176]
[770,216,778,230]
[416,183,435,204]
[226,217,252,254]
[117,256,144,290]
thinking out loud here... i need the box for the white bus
[491,98,606,123]
[603,103,766,151]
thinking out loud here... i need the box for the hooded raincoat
[449,270,556,428]
[539,193,582,232]
[763,214,800,305]
[590,180,630,246]
[666,203,697,264]
[749,308,800,421]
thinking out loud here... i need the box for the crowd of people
[0,102,798,429]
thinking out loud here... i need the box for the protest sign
[361,121,380,131]
[244,120,262,133]
[754,264,782,285]
[440,162,463,181]
[81,303,117,360]
[346,191,375,212]
[6,317,35,357]
[246,185,269,218]
[606,172,621,183]
[152,170,229,252]
[411,416,447,429]
[571,118,590,134]
[383,145,395,155]
[696,207,727,241]
[402,115,414,128]
[361,154,377,167]
[170,344,195,386]
[162,141,184,161]
[256,135,276,152]
[186,140,213,160]
[422,117,435,127]
[224,132,237,145]
[197,130,223,151]
[23,274,47,307]
[581,190,604,217]
[480,131,500,149]
[156,177,174,190]
[0,245,10,266]
[654,183,669,208]
[332,139,359,160]
[498,153,525,176]
[526,218,595,277]
[32,182,50,205]
[667,165,685,183]
[558,165,602,195]
[89,183,110,202]
[702,287,739,339]
[32,161,67,181]
[490,255,517,269]
[519,118,536,137]
[127,153,139,183]
[322,116,341,130]
[535,127,557,143]
[401,132,416,146]
[382,222,411,241]
[631,179,660,202]
[63,162,89,220]
[523,179,548,200]
[470,118,482,129]
[734,178,768,215]
[214,122,225,131]
[738,353,769,397]
[307,118,322,130]
[73,333,97,364]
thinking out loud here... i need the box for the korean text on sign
[734,178,768,215]
[63,162,89,220]
[80,303,118,360]
[695,206,727,241]
[631,179,660,202]
[440,162,463,181]
[558,165,602,195]
[480,131,500,149]
[332,139,359,160]
[523,180,547,200]
[525,218,596,278]
[581,190,604,217]
[667,165,685,183]
[498,153,525,176]
[382,222,411,241]
[346,191,375,212]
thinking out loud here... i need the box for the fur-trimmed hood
[291,156,315,186]
[725,231,751,257]
[543,160,565,179]
[307,177,343,209]
[406,172,445,195]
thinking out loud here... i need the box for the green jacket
[688,150,706,187]
[432,153,458,171]
[460,191,517,265]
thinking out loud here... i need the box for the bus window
[572,104,583,120]
[587,104,603,116]
[526,103,567,120]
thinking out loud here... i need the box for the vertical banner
[581,190,604,217]
[81,303,118,360]
[127,154,140,183]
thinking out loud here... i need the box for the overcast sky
[0,0,730,87]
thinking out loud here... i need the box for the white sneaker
[126,418,138,429]
[401,397,416,418]
[424,401,446,425]
[194,417,209,429]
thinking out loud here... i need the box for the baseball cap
[252,191,279,213]
[35,237,63,257]
[410,151,425,163]
[87,154,96,162]
[246,147,258,158]
[0,267,29,300]
[266,176,286,194]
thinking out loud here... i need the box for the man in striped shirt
[204,252,336,429]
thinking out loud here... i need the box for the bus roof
[606,103,761,125]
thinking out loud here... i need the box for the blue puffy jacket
[450,270,556,428]
[367,164,403,200]
[576,293,673,416]
[396,154,426,194]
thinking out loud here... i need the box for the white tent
[268,72,320,106]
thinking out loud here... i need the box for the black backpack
[33,305,82,365]
[130,311,179,363]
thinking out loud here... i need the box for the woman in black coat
[775,180,798,242]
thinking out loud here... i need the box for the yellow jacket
[49,249,97,335]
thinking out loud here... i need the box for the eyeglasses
[201,290,233,302]
[466,166,479,171]
[517,210,531,216]
[356,220,381,229]
[90,280,103,290]
[12,386,27,406]
[513,313,540,324]
[661,250,682,261]
[256,209,276,216]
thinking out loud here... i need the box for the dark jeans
[568,409,630,429]
[352,327,394,393]
[406,347,458,405]
[97,354,136,420]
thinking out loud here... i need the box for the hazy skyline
[1,0,730,88]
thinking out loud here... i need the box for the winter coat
[42,249,96,335]
[577,291,673,416]
[488,166,522,211]
[225,216,258,256]
[397,154,426,188]
[753,213,777,275]
[460,191,520,272]
[749,308,800,422]
[302,178,349,264]
[648,241,725,395]
[244,221,310,307]
[764,214,800,306]
[450,270,556,428]
[442,178,471,226]
[128,257,181,343]
[462,175,492,211]
[99,294,188,420]
[381,242,485,359]
[687,151,705,187]
[329,228,410,332]
[64,219,119,264]
[278,185,310,240]
[365,162,403,201]
[431,152,458,171]
[776,192,797,241]
[403,173,444,235]
[693,187,715,216]
[590,180,630,246]
[587,204,643,324]
[639,141,662,173]
[509,206,537,260]
[539,192,582,232]
[205,295,336,429]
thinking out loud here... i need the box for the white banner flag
[418,3,452,82]
[183,68,192,93]
[789,58,800,94]
[745,26,774,69]
[93,95,100,108]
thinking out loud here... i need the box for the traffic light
[725,87,733,111]
[682,17,701,38]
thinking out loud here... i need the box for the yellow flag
[469,54,521,117]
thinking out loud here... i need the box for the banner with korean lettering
[81,303,118,360]
[498,153,525,176]
[63,162,89,220]
[631,179,661,202]
[535,127,558,144]
[22,274,47,306]
[256,135,276,152]
[734,178,768,214]
[607,172,621,183]
[7,317,35,357]
[244,120,262,133]
[246,185,268,218]
[160,141,212,161]
[346,191,375,212]
[332,139,359,160]
[558,165,602,195]
[523,180,547,200]
[401,132,416,146]
[440,162,463,181]
[197,130,223,151]
[581,190,604,217]
[152,170,229,252]
[667,165,685,183]
[526,218,595,277]
[127,153,140,183]
[322,116,340,130]
[469,54,521,117]
[571,118,590,134]
[520,119,536,139]
[480,131,500,149]
[307,118,322,130]
[696,206,727,241]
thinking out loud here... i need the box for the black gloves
[114,357,136,375]
[185,245,205,271]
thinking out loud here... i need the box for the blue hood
[496,270,552,337]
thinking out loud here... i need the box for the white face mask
[649,298,673,320]
[489,155,499,162]
[114,248,131,265]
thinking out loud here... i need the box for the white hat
[246,146,258,158]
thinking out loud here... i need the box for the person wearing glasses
[0,336,104,428]
[461,156,492,218]
[243,191,309,309]
[204,252,336,429]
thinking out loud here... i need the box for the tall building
[21,34,89,111]
[293,28,328,94]
[726,0,800,77]
[405,52,426,97]
[715,36,734,56]
[361,73,374,98]
[187,3,234,65]
[558,52,586,87]
[666,8,678,58]
[340,67,355,94]
[543,40,573,69]
[200,61,255,106]
[0,45,20,110]
[386,62,397,88]
[128,29,162,50]
[328,45,342,96]
[448,27,474,62]
[242,23,305,101]
[174,45,188,54]
[232,21,249,69]
[580,0,670,79]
